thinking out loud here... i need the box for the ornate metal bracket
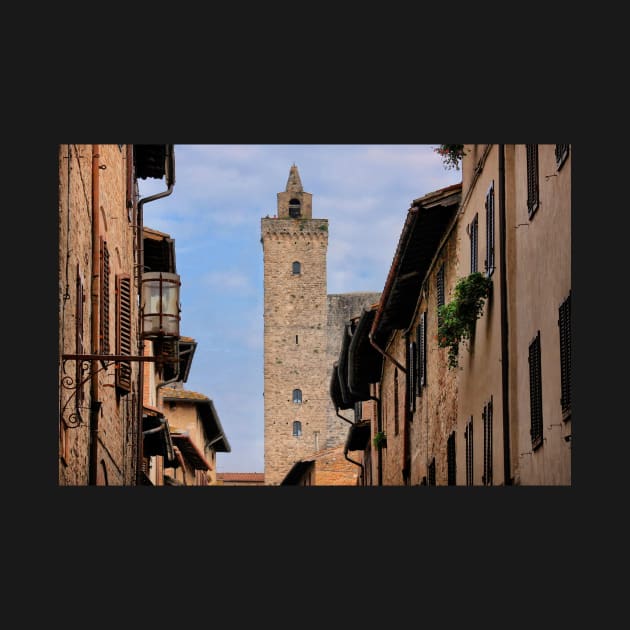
[60,354,166,429]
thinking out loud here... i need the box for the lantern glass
[141,272,181,337]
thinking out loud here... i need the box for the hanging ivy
[437,272,492,368]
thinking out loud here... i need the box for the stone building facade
[261,166,379,485]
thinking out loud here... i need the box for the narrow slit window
[292,261,301,275]
[292,388,302,404]
[292,420,302,437]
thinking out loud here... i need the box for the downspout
[336,407,353,424]
[369,333,405,486]
[88,145,101,485]
[498,144,512,485]
[135,146,175,484]
[344,446,364,484]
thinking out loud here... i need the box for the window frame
[555,144,570,171]
[526,144,540,218]
[292,388,303,404]
[485,182,495,277]
[470,213,479,273]
[292,420,302,437]
[528,331,544,450]
[292,261,301,275]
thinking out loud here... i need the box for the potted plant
[373,430,387,449]
[437,272,492,369]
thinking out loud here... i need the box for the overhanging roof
[161,387,231,452]
[134,144,175,186]
[171,431,213,471]
[280,460,315,485]
[347,304,382,399]
[371,183,462,347]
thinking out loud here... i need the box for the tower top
[276,164,313,219]
[285,164,304,193]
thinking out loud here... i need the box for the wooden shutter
[558,292,571,414]
[465,418,473,486]
[417,311,427,391]
[482,397,493,486]
[447,432,456,485]
[485,183,495,275]
[471,214,478,273]
[527,144,539,216]
[116,274,132,392]
[528,331,543,449]
[99,237,110,354]
[407,339,416,413]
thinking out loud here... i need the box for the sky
[137,145,461,473]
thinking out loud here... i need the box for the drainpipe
[344,446,364,483]
[498,145,512,485]
[335,408,353,424]
[135,145,175,484]
[88,145,101,485]
[369,332,406,373]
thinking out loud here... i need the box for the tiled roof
[217,473,265,482]
[161,387,208,402]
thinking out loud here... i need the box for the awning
[345,420,372,452]
[142,408,175,461]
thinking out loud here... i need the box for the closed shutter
[407,340,416,413]
[527,144,539,217]
[528,331,543,449]
[482,397,493,486]
[99,237,110,354]
[447,432,456,485]
[558,292,571,414]
[471,214,478,273]
[485,183,495,275]
[116,274,132,392]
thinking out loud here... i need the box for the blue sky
[137,144,461,473]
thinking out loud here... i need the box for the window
[470,213,479,273]
[558,292,571,416]
[428,458,436,486]
[465,417,473,486]
[99,237,110,354]
[416,311,427,392]
[292,420,302,437]
[116,274,132,392]
[407,338,416,413]
[526,144,539,217]
[293,388,302,404]
[485,182,495,277]
[292,261,301,275]
[437,264,445,324]
[555,144,570,170]
[394,369,399,436]
[289,198,301,218]
[482,397,493,486]
[528,331,543,449]
[447,432,456,485]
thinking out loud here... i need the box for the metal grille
[465,418,473,486]
[116,274,132,392]
[482,397,493,486]
[528,331,544,449]
[558,292,571,414]
[428,458,436,486]
[99,237,110,354]
[437,264,445,325]
[527,144,539,217]
[447,431,456,485]
[407,340,416,413]
[470,213,478,273]
[485,183,495,275]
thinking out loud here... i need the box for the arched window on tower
[292,420,302,437]
[293,389,302,404]
[292,261,301,275]
[289,198,301,218]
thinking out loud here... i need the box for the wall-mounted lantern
[141,271,181,338]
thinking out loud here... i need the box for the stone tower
[261,165,330,485]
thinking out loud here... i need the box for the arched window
[293,389,302,404]
[289,198,301,218]
[292,420,302,437]
[292,261,301,275]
